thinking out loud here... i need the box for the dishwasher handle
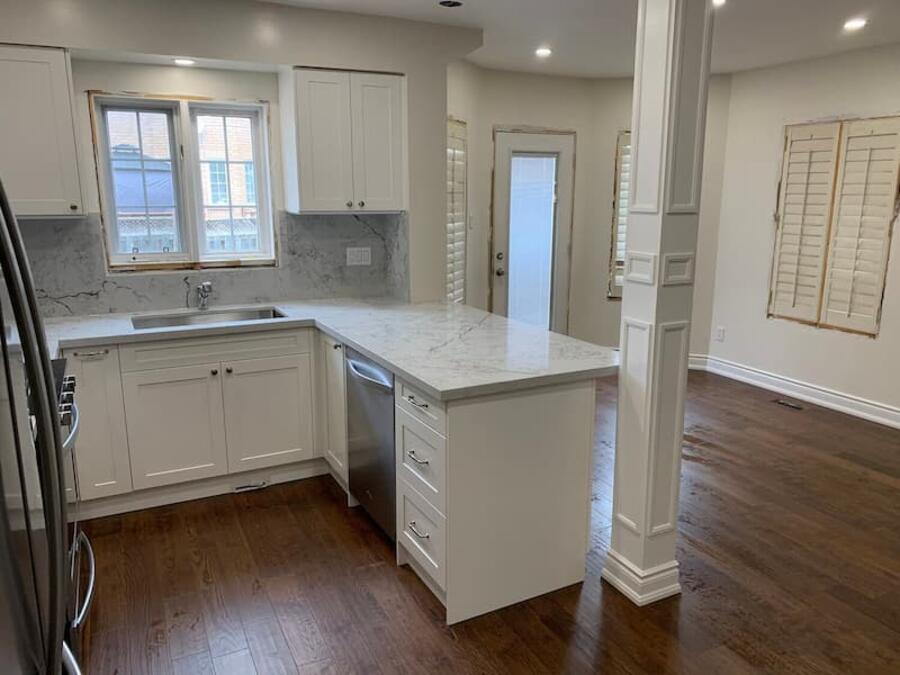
[347,357,393,391]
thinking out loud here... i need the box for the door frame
[489,127,577,333]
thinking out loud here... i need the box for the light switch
[346,247,372,266]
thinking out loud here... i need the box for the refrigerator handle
[70,531,95,630]
[62,641,83,675]
[0,179,68,675]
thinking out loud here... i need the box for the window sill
[108,258,277,273]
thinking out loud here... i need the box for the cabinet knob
[358,200,366,208]
[226,367,233,374]
[346,200,353,208]
[333,343,342,350]
[69,203,79,211]
[211,369,219,376]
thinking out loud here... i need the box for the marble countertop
[43,299,619,401]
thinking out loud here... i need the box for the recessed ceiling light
[712,0,726,7]
[173,58,196,66]
[843,17,867,32]
[438,1,463,7]
[535,47,552,58]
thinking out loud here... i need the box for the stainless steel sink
[131,307,286,330]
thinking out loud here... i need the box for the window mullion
[178,101,200,263]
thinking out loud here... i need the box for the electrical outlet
[346,247,371,266]
[715,326,726,342]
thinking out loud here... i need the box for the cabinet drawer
[398,478,446,590]
[396,407,445,514]
[395,380,445,435]
[120,329,311,372]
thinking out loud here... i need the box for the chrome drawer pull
[406,395,429,409]
[73,348,109,359]
[408,521,430,540]
[407,450,429,466]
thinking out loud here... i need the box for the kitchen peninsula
[45,299,618,623]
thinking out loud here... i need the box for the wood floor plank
[172,651,214,675]
[81,372,900,675]
[213,648,258,675]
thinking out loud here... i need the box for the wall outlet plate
[346,247,372,266]
[715,326,726,342]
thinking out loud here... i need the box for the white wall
[69,60,283,213]
[709,43,900,410]
[448,62,731,351]
[0,0,481,303]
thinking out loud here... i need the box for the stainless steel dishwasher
[345,347,396,540]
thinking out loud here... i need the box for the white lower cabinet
[320,334,348,484]
[122,363,228,490]
[77,330,318,496]
[222,354,314,473]
[394,377,597,625]
[63,347,132,499]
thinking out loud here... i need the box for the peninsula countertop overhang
[43,299,619,401]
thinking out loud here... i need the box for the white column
[602,0,714,605]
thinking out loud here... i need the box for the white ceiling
[270,0,900,77]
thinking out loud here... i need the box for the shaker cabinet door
[295,69,355,212]
[123,364,227,489]
[222,354,315,473]
[350,72,405,212]
[0,45,82,216]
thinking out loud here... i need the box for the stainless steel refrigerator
[0,178,87,675]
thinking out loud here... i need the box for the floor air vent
[773,399,804,410]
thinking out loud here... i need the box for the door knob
[495,268,506,277]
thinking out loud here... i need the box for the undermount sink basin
[131,307,286,330]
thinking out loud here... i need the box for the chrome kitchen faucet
[197,281,213,310]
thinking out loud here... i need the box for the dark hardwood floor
[81,372,900,674]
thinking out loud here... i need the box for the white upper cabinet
[0,45,83,217]
[281,67,406,213]
[293,69,356,212]
[350,72,405,212]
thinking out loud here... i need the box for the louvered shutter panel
[820,117,900,334]
[608,131,631,297]
[768,122,841,322]
[446,119,467,304]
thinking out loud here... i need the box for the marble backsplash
[22,211,409,317]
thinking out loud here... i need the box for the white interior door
[491,131,575,333]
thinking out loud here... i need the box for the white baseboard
[601,550,681,606]
[689,353,900,430]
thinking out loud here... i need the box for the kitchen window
[768,117,900,336]
[94,96,274,269]
[608,130,631,298]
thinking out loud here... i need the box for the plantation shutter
[446,119,467,304]
[768,122,841,322]
[608,131,632,298]
[820,117,900,334]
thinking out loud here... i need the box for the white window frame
[608,130,632,298]
[94,96,192,266]
[187,102,274,264]
[92,94,275,270]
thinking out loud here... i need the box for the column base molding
[601,549,681,606]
